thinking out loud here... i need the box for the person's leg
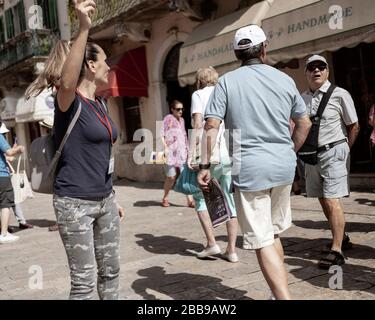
[256,244,291,300]
[197,210,216,248]
[318,198,330,220]
[320,198,345,252]
[273,236,284,262]
[13,204,26,224]
[94,194,120,300]
[218,172,238,255]
[186,195,195,207]
[234,187,291,300]
[53,196,97,300]
[163,176,176,200]
[0,208,11,235]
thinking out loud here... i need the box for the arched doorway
[163,43,195,131]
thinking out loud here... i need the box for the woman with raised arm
[25,0,125,300]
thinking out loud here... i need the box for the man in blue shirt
[198,25,311,299]
[0,122,25,243]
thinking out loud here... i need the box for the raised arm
[57,0,96,112]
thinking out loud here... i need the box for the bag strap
[16,154,22,174]
[316,84,336,118]
[54,102,82,158]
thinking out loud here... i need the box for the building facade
[0,0,70,173]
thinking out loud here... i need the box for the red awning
[98,46,148,98]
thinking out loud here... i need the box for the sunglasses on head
[306,64,327,72]
[174,108,184,112]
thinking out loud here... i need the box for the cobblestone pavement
[0,180,374,300]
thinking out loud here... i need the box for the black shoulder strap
[316,84,336,118]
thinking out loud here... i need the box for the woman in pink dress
[161,100,194,208]
[369,104,375,147]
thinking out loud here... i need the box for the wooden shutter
[48,0,58,30]
[5,9,15,39]
[17,1,27,33]
[0,16,5,44]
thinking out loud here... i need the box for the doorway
[332,42,375,172]
[163,43,195,131]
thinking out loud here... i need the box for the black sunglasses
[306,64,327,72]
[174,108,184,112]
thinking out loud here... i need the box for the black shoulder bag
[297,84,336,165]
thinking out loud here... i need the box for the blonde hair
[196,66,218,90]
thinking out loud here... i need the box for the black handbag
[297,84,336,165]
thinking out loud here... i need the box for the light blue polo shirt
[205,63,307,192]
[0,134,11,177]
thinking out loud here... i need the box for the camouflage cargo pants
[53,192,120,300]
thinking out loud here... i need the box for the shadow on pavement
[135,233,203,257]
[285,256,375,294]
[354,198,375,207]
[131,266,252,300]
[25,219,56,228]
[282,236,375,261]
[293,219,375,233]
[133,201,185,208]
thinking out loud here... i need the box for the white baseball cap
[233,25,267,50]
[305,54,328,67]
[0,122,9,134]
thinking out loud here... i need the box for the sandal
[321,234,353,253]
[161,199,170,207]
[318,250,346,269]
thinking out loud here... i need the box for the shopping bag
[9,156,34,204]
[173,165,201,195]
[203,178,232,228]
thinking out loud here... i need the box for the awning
[262,0,375,64]
[16,88,55,123]
[178,0,273,86]
[98,46,149,98]
[0,89,24,120]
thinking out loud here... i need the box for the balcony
[69,0,167,36]
[0,29,60,73]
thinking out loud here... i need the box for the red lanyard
[76,90,114,145]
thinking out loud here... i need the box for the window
[0,16,5,45]
[122,97,142,143]
[5,9,14,39]
[37,0,58,30]
[15,1,26,34]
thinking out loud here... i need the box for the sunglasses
[174,108,184,112]
[306,64,327,72]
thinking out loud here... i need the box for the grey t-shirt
[205,63,307,192]
[301,80,358,147]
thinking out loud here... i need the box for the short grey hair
[234,40,263,62]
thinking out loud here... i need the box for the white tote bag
[8,156,34,204]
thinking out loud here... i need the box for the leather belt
[317,138,347,153]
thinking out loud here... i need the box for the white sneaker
[197,244,221,258]
[0,233,19,244]
[222,252,239,263]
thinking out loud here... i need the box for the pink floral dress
[370,105,375,146]
[161,114,188,167]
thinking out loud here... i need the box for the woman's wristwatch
[199,163,211,170]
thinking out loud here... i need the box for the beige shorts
[234,184,292,250]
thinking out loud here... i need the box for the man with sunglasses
[302,55,360,269]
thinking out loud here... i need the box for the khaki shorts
[233,184,292,250]
[305,143,350,199]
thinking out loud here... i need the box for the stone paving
[0,180,374,300]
